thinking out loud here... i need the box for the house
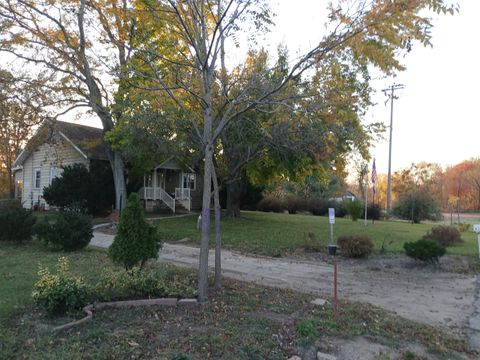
[330,191,357,203]
[138,156,203,213]
[13,120,201,212]
[12,121,110,209]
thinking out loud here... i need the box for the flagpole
[371,158,377,224]
[364,176,368,227]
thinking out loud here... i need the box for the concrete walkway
[90,231,478,336]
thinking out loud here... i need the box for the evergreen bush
[33,211,93,251]
[0,200,35,243]
[404,239,446,263]
[42,162,114,214]
[109,193,161,269]
[363,203,381,220]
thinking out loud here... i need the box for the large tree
[133,0,457,301]
[0,69,45,198]
[0,0,142,209]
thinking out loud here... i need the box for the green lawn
[0,242,114,319]
[0,242,473,359]
[155,211,478,257]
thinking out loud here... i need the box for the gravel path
[90,231,478,347]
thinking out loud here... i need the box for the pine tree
[109,193,161,269]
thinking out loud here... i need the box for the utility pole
[384,83,405,213]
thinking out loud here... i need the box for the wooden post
[153,168,157,200]
[333,255,338,319]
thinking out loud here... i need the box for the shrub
[337,235,374,258]
[422,225,463,247]
[33,211,93,251]
[392,191,441,223]
[32,257,89,316]
[42,162,114,214]
[404,239,446,263]
[94,267,196,301]
[345,199,363,221]
[307,198,329,216]
[458,222,470,232]
[0,200,35,243]
[256,197,286,213]
[109,193,162,269]
[285,196,307,214]
[364,203,381,220]
[332,201,347,218]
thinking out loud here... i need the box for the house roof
[13,120,109,168]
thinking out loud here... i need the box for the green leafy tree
[392,191,442,224]
[120,0,457,301]
[109,193,161,270]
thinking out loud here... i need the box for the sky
[267,0,480,175]
[5,1,476,176]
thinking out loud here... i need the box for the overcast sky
[267,0,479,175]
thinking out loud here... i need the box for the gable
[13,121,108,168]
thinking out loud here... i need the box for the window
[34,168,41,189]
[50,166,59,184]
[182,173,196,190]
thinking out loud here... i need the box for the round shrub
[33,211,93,251]
[0,200,35,243]
[307,198,329,216]
[285,196,307,214]
[32,257,89,316]
[256,197,286,213]
[422,225,463,247]
[109,193,162,270]
[404,239,446,263]
[337,235,374,258]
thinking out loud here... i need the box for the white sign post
[328,208,335,245]
[327,207,338,319]
[473,224,480,259]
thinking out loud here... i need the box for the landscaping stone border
[53,298,198,332]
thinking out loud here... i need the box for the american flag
[371,158,377,194]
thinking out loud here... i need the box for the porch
[138,158,196,213]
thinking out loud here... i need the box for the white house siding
[20,137,88,209]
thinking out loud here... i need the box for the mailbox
[328,244,337,256]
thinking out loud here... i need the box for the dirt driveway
[91,232,477,334]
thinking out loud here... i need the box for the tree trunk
[225,177,244,218]
[198,146,213,302]
[211,163,222,290]
[9,171,15,199]
[198,73,214,302]
[108,149,127,211]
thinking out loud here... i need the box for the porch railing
[175,187,190,200]
[175,187,191,212]
[139,187,176,213]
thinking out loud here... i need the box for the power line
[383,83,405,213]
